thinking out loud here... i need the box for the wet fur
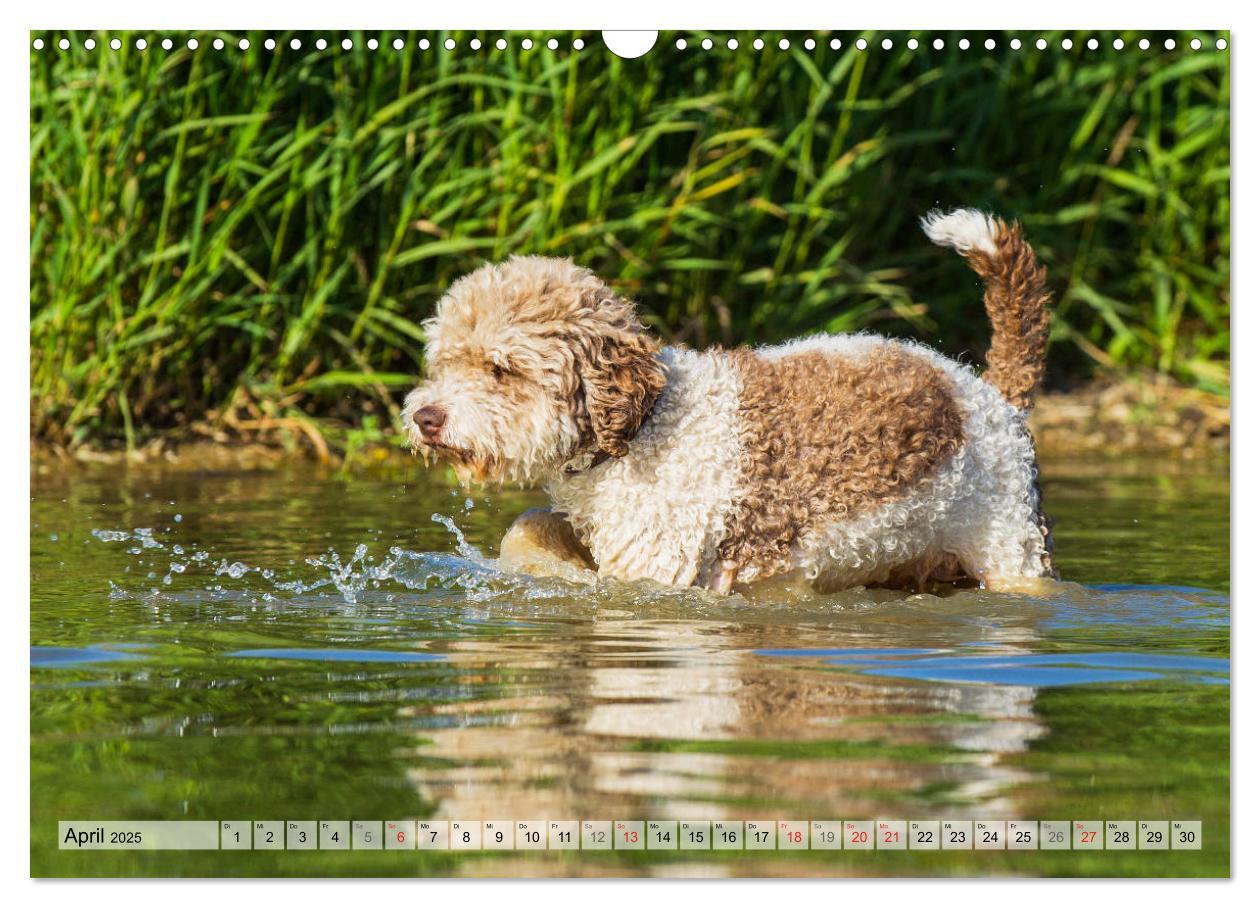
[402,256,664,484]
[404,209,1056,593]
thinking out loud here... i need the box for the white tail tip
[920,208,998,257]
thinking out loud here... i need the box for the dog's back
[549,335,1054,593]
[716,336,968,584]
[549,209,1056,593]
[703,329,1053,592]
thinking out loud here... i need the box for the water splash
[81,516,982,616]
[89,512,528,607]
[91,527,165,553]
[429,513,483,561]
[84,519,1232,630]
[216,561,251,580]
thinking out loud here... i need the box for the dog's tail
[920,208,1052,411]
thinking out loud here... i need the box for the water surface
[30,456,1229,877]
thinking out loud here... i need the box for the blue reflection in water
[31,645,145,668]
[755,647,1229,688]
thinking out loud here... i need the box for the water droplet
[215,560,250,579]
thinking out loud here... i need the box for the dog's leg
[707,560,738,596]
[980,574,1081,597]
[499,508,597,582]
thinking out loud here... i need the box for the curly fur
[717,345,966,581]
[403,209,1056,592]
[922,209,1052,411]
[546,346,744,587]
[402,256,664,484]
[773,335,1054,591]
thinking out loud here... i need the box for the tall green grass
[30,30,1230,451]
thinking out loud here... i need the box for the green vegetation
[30,30,1229,452]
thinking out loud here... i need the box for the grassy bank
[30,30,1229,453]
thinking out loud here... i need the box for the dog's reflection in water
[400,610,1047,825]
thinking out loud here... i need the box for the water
[30,456,1229,877]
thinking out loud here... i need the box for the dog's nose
[414,405,446,441]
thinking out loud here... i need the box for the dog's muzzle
[413,405,446,444]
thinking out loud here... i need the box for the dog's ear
[574,300,667,459]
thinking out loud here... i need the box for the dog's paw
[981,574,1080,597]
[499,508,597,583]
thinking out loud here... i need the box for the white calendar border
[6,0,1248,902]
[8,0,1234,31]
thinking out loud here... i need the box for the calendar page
[28,13,1231,884]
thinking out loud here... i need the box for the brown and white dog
[402,209,1056,595]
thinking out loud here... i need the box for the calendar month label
[57,821,219,851]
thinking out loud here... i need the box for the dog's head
[402,256,666,484]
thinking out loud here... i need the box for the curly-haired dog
[402,209,1056,595]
